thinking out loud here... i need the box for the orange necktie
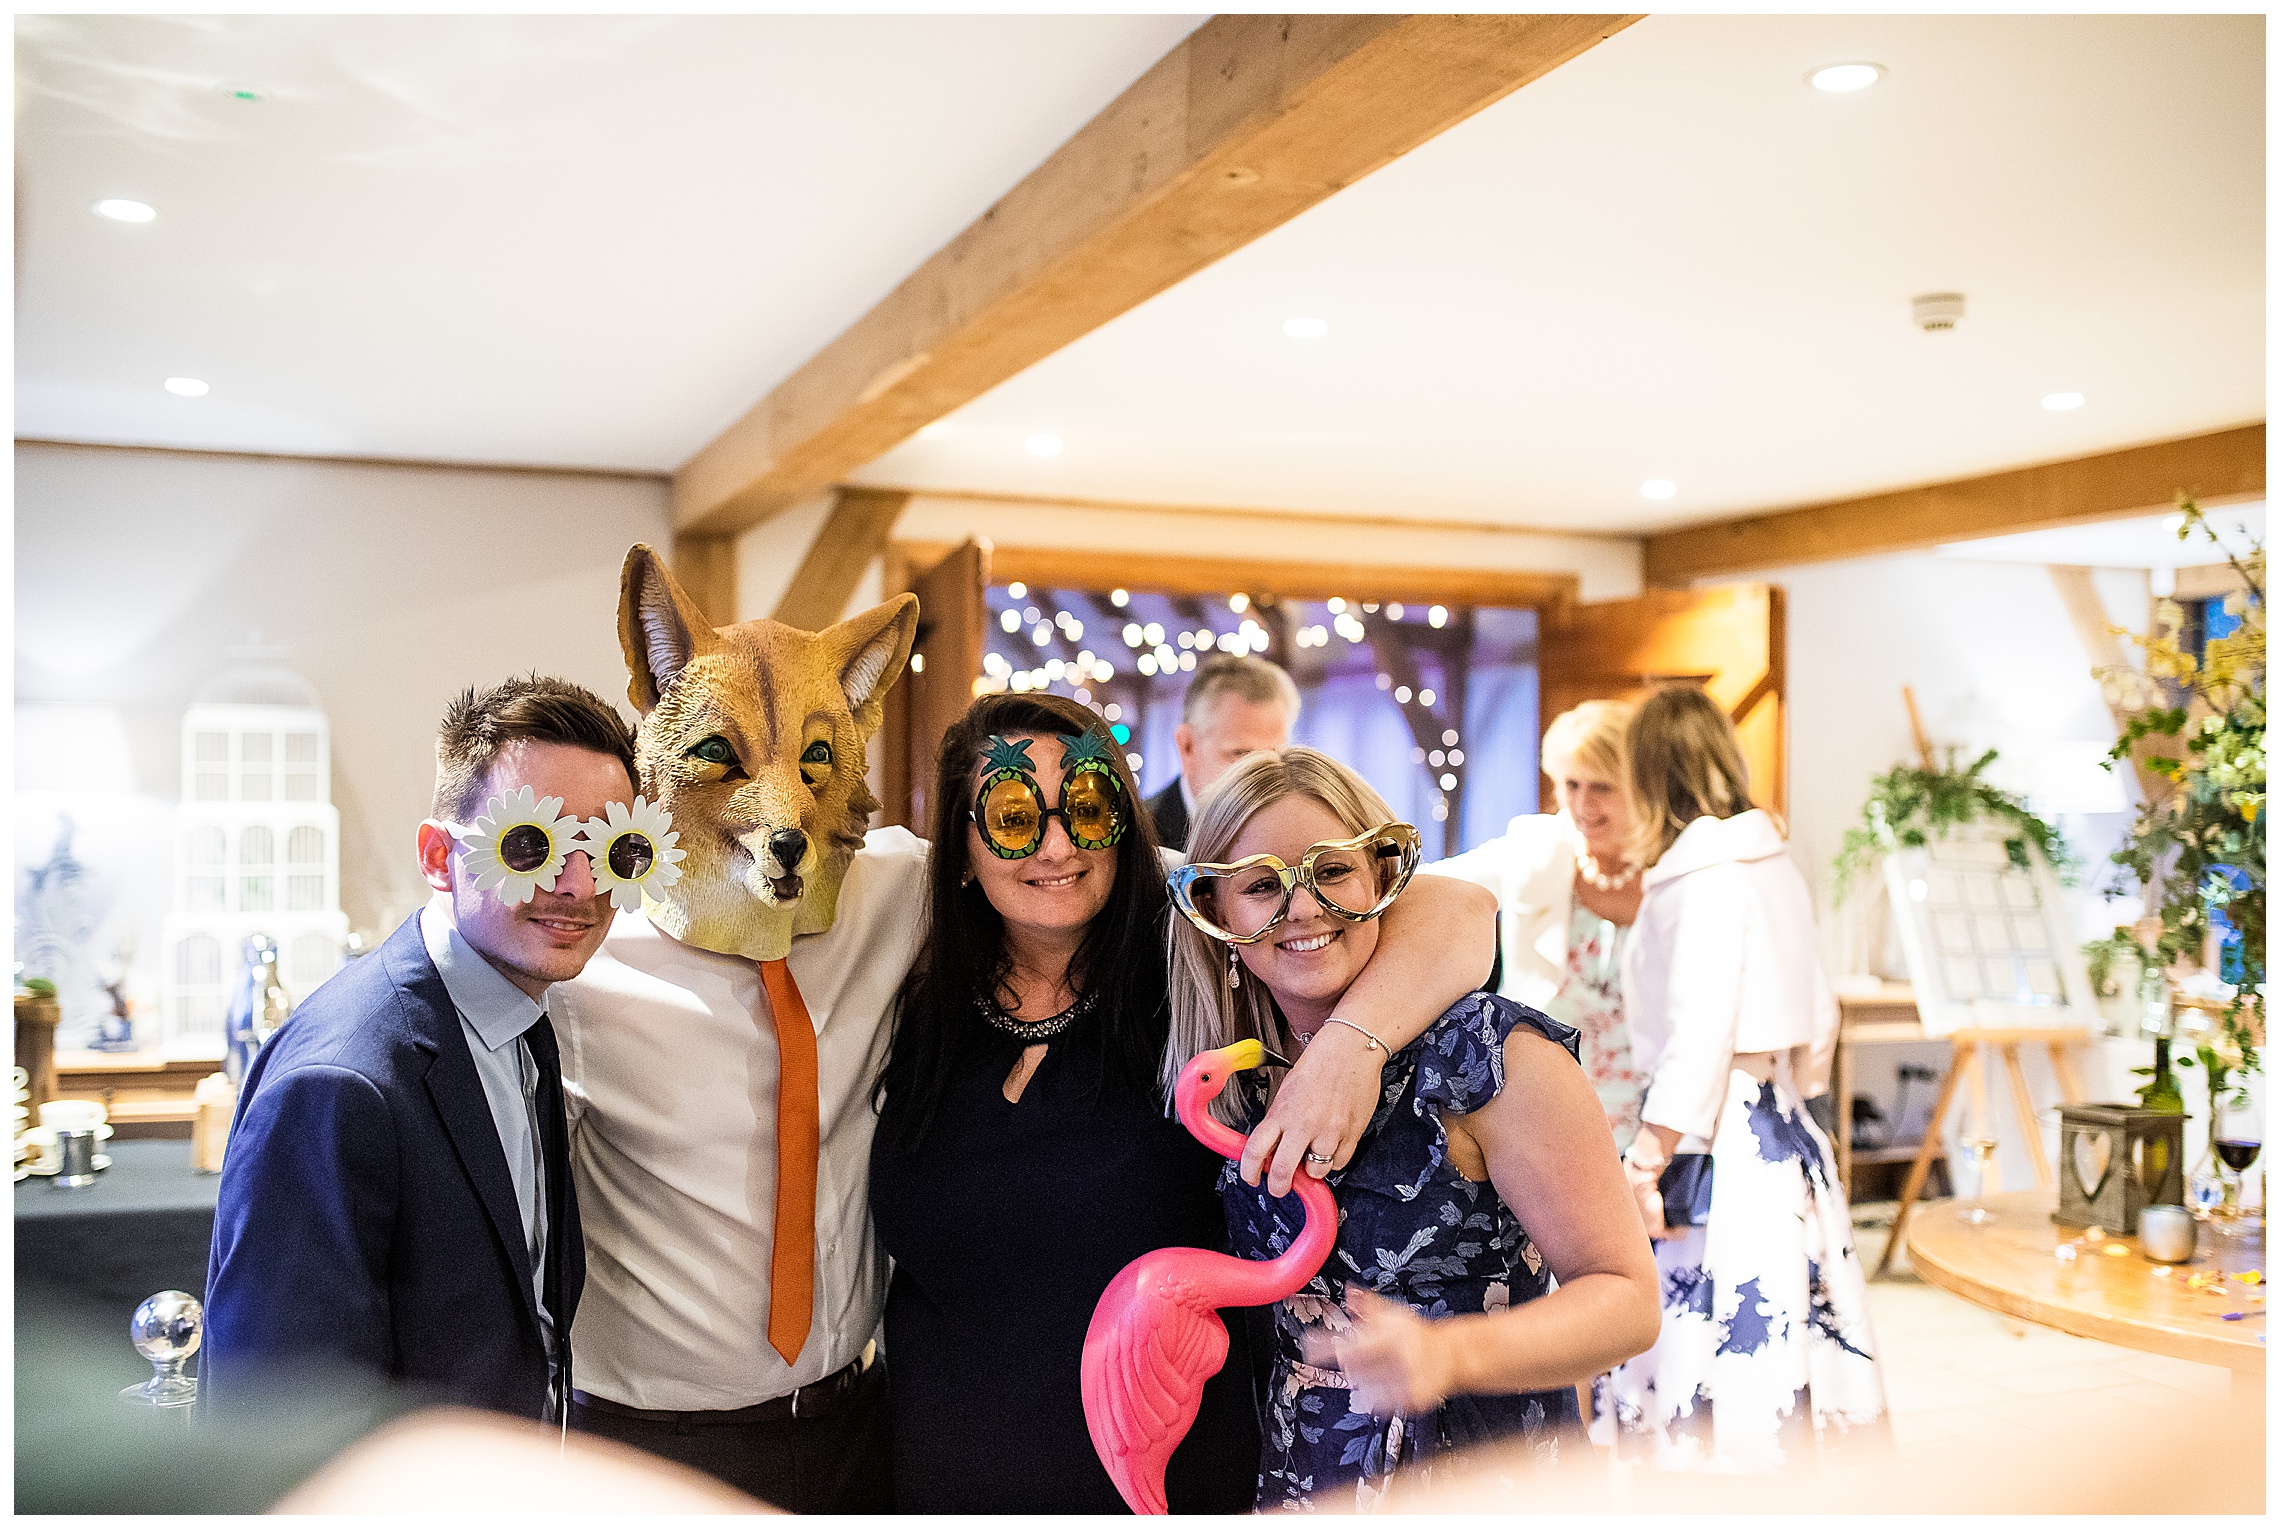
[757,957,820,1365]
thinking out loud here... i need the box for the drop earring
[1225,946,1242,990]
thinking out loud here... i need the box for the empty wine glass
[2210,1095,2262,1237]
[1955,1134,2000,1224]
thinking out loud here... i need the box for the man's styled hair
[432,675,638,821]
[1179,653,1301,730]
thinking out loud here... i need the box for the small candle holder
[120,1290,202,1408]
[2137,1204,2198,1264]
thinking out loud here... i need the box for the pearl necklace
[1576,850,1639,892]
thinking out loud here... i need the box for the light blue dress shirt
[419,901,554,1372]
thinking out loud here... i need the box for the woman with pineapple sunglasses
[869,693,1498,1513]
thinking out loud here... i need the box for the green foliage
[2097,496,2264,1075]
[1831,747,2073,901]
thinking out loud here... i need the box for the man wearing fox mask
[551,546,1495,1510]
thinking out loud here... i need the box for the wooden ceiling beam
[769,488,910,631]
[1642,423,2266,585]
[674,13,1641,539]
[890,539,1580,615]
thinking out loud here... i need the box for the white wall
[1700,549,2240,1194]
[15,442,671,1036]
[1708,550,2147,919]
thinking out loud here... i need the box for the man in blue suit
[204,676,639,1422]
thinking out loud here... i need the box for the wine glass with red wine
[2210,1094,2262,1237]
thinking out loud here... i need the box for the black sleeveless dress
[870,1019,1260,1514]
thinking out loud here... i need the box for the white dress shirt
[552,827,931,1411]
[418,900,554,1363]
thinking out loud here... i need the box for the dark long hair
[874,691,1170,1155]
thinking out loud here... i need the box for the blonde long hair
[1164,746,1401,1125]
[1627,684,1757,864]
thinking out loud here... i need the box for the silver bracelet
[1320,1015,1388,1056]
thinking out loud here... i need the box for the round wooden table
[1906,1189,2266,1374]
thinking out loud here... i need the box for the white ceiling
[16,15,2263,539]
[855,13,2265,535]
[1939,503,2266,570]
[13,13,1203,470]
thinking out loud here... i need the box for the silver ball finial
[123,1290,203,1407]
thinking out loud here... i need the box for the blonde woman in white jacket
[1424,701,1648,1149]
[1598,685,1887,1472]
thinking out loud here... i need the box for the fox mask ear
[828,593,921,739]
[619,544,719,715]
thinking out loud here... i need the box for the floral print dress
[1539,903,1642,1154]
[1222,994,1584,1512]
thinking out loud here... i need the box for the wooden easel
[1873,688,2092,1278]
[1874,1027,2089,1278]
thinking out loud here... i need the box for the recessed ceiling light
[164,377,209,397]
[1640,479,1677,500]
[2042,392,2086,412]
[1282,317,1330,339]
[1024,433,1064,458]
[94,198,156,223]
[1809,62,1885,93]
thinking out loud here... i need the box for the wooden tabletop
[1906,1190,2266,1373]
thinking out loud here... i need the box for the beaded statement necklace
[1575,850,1640,892]
[972,984,1101,1041]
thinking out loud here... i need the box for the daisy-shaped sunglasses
[1168,823,1422,944]
[432,787,686,910]
[971,730,1131,859]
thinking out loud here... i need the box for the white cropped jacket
[1620,810,1840,1142]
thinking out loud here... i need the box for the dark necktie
[525,1013,571,1418]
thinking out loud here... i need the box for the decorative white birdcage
[159,651,349,1049]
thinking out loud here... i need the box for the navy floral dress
[1222,994,1584,1512]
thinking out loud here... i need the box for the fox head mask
[616,544,919,962]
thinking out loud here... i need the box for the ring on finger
[1304,1150,1336,1165]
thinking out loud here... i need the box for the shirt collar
[420,897,546,1052]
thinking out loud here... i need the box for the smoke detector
[1912,293,1966,332]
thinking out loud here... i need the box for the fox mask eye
[800,738,833,786]
[685,734,748,783]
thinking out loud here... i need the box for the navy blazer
[1146,778,1190,854]
[202,912,582,1420]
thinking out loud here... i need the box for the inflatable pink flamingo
[1082,1038,1338,1514]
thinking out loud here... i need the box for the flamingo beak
[1216,1038,1290,1072]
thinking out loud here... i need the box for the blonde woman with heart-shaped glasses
[1165,746,1658,1512]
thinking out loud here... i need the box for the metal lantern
[2053,1102,2186,1235]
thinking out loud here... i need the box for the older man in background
[1145,652,1299,851]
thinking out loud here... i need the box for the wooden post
[1902,685,1936,770]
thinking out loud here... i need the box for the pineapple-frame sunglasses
[1167,823,1423,945]
[970,730,1132,859]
